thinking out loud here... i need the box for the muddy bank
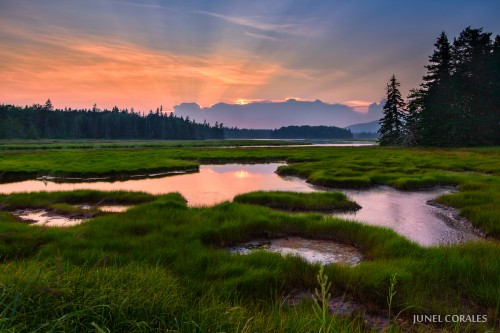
[427,200,487,239]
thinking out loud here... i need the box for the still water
[0,164,315,206]
[0,163,480,245]
[334,186,480,246]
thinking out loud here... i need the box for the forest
[0,103,224,140]
[0,103,354,141]
[379,27,500,147]
[225,125,352,139]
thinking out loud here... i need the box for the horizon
[1,0,500,121]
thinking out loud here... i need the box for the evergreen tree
[449,27,493,146]
[412,27,499,147]
[43,98,54,111]
[378,75,406,146]
[418,32,452,146]
[401,88,424,146]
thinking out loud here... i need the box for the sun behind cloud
[236,99,251,105]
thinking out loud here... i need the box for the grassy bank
[0,139,304,150]
[0,191,498,332]
[234,191,361,212]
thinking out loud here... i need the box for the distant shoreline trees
[0,103,224,140]
[379,27,500,147]
[225,125,353,139]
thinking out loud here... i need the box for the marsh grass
[0,190,155,211]
[234,191,361,212]
[0,144,499,331]
[0,139,303,150]
[1,190,497,331]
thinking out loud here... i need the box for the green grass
[0,143,499,331]
[0,191,498,331]
[0,190,155,210]
[0,139,304,150]
[234,191,361,212]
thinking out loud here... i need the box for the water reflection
[0,164,316,206]
[334,186,481,246]
[219,141,377,148]
[14,209,85,227]
[0,164,482,245]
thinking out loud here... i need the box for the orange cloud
[344,100,373,113]
[0,25,296,111]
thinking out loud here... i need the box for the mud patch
[13,209,86,227]
[229,237,363,266]
[287,291,410,332]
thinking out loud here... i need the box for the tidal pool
[229,237,363,266]
[0,163,481,244]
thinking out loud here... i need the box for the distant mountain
[174,99,384,129]
[345,120,380,133]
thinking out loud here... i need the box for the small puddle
[228,237,363,266]
[13,205,130,227]
[14,209,86,227]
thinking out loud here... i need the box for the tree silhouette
[388,27,499,147]
[378,75,406,146]
[43,98,54,111]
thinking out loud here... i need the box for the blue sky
[1,0,499,112]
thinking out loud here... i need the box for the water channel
[0,163,481,245]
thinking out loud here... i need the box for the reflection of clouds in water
[333,186,480,246]
[0,166,481,246]
[233,170,255,178]
[203,163,282,175]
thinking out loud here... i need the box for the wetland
[0,141,498,332]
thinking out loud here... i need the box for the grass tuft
[234,191,361,212]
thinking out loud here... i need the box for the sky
[1,0,499,113]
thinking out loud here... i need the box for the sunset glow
[1,0,499,114]
[236,99,251,105]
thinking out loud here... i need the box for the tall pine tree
[418,32,452,146]
[378,75,406,146]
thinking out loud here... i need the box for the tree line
[379,27,500,147]
[225,125,353,139]
[0,102,224,140]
